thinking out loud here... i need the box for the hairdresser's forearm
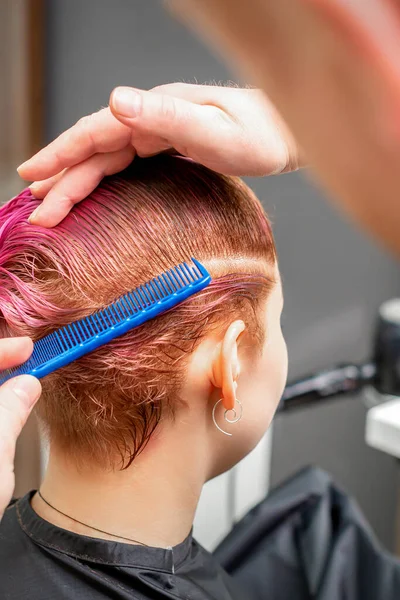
[171,0,400,256]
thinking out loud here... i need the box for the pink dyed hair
[0,156,277,468]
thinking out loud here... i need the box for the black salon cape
[3,469,400,599]
[215,466,400,600]
[0,492,242,600]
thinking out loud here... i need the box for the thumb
[0,375,41,520]
[110,86,224,152]
[0,375,42,438]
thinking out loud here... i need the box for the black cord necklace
[37,490,149,547]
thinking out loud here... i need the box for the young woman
[0,155,287,599]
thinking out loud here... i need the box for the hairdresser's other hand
[169,0,400,256]
[0,338,41,521]
[18,84,303,227]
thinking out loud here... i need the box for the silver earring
[212,398,243,436]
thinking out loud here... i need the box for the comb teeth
[0,259,211,385]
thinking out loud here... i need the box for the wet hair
[0,156,277,468]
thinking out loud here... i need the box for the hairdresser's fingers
[0,374,41,521]
[30,171,66,199]
[20,85,214,184]
[111,83,219,159]
[0,336,41,520]
[151,82,235,105]
[110,87,213,142]
[28,146,136,227]
[125,135,175,159]
[149,83,302,172]
[18,109,132,182]
[151,81,251,108]
[110,87,290,175]
[0,337,34,369]
[30,140,169,200]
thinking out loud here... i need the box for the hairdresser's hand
[0,338,41,521]
[18,84,303,227]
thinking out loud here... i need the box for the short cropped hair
[0,156,277,468]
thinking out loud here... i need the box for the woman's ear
[210,320,245,411]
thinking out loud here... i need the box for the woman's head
[0,156,287,475]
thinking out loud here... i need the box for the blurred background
[4,0,400,552]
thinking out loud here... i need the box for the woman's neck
[32,428,208,549]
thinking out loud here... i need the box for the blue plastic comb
[0,259,211,385]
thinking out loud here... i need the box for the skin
[0,339,41,521]
[18,84,303,228]
[18,0,400,255]
[31,276,286,548]
[167,0,400,257]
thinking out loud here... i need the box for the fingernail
[28,207,41,223]
[112,88,142,118]
[29,183,40,196]
[12,375,41,408]
[17,162,28,174]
